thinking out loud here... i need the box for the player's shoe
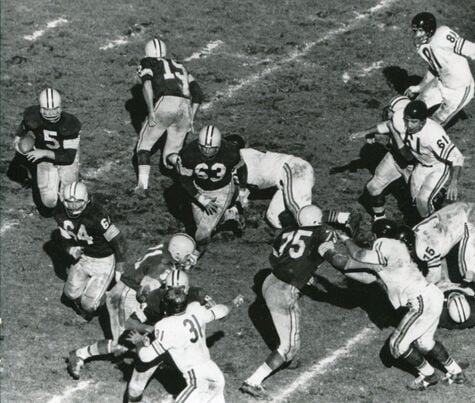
[239,382,271,400]
[443,371,468,385]
[67,350,84,380]
[345,211,362,237]
[406,373,439,391]
[129,185,149,200]
[222,206,245,237]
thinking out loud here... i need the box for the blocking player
[405,12,475,127]
[13,88,81,214]
[128,287,244,403]
[133,38,204,199]
[66,233,199,380]
[54,181,127,318]
[333,220,468,390]
[349,95,414,221]
[167,125,243,249]
[240,205,341,400]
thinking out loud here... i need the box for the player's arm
[387,120,414,162]
[101,215,128,274]
[188,73,204,118]
[349,120,390,141]
[405,70,436,98]
[125,312,154,335]
[433,136,464,201]
[458,37,475,59]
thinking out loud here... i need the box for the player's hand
[335,230,350,242]
[148,111,157,127]
[203,198,219,215]
[25,149,48,162]
[232,294,245,308]
[446,180,458,201]
[68,246,83,260]
[349,131,368,141]
[404,86,420,99]
[126,330,149,346]
[238,188,251,209]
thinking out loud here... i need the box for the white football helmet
[168,233,197,271]
[198,125,222,159]
[297,205,323,227]
[447,292,471,323]
[145,38,167,58]
[39,88,62,122]
[62,181,89,217]
[165,270,190,294]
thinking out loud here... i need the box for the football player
[227,134,361,231]
[349,95,414,221]
[54,181,127,318]
[13,88,81,215]
[240,205,343,400]
[405,12,475,127]
[167,125,243,249]
[128,286,244,403]
[332,220,468,390]
[132,38,204,199]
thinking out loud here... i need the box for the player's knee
[63,283,81,301]
[414,338,436,355]
[266,209,282,229]
[389,334,408,359]
[80,295,100,313]
[127,381,145,402]
[366,181,384,198]
[415,196,431,218]
[40,191,58,209]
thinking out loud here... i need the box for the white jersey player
[335,219,467,390]
[411,202,475,284]
[405,12,475,126]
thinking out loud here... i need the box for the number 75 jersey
[269,225,335,290]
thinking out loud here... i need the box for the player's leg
[413,164,450,219]
[126,363,160,402]
[458,223,475,283]
[432,83,474,127]
[80,255,115,313]
[207,361,226,403]
[416,78,442,109]
[58,150,80,194]
[266,190,285,229]
[36,161,60,209]
[281,161,313,222]
[63,258,89,312]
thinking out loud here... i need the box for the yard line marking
[46,380,94,403]
[0,220,19,237]
[184,40,224,62]
[342,60,384,83]
[272,327,377,402]
[201,0,397,110]
[24,18,68,41]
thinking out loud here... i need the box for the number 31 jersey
[269,225,335,290]
[54,202,120,258]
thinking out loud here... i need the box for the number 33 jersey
[269,225,335,290]
[54,202,120,258]
[179,139,241,191]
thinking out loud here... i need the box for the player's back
[155,301,211,374]
[241,148,294,189]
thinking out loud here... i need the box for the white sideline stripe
[342,60,384,83]
[272,327,376,402]
[100,38,130,50]
[24,18,68,41]
[0,220,19,236]
[184,40,224,61]
[201,0,396,111]
[46,380,93,403]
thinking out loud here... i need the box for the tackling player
[405,12,475,127]
[240,205,343,400]
[13,88,81,215]
[54,181,127,319]
[133,38,204,199]
[332,220,468,390]
[167,125,243,249]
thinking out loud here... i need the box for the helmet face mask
[198,125,222,159]
[39,88,62,123]
[62,182,89,218]
[145,38,167,58]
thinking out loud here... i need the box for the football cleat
[62,181,90,218]
[406,373,439,391]
[145,38,167,58]
[67,350,84,380]
[39,88,62,122]
[239,382,271,400]
[344,211,362,237]
[443,371,468,385]
[131,185,149,200]
[198,125,222,159]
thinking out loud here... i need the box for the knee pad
[80,296,98,314]
[265,209,282,229]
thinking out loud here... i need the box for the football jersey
[360,238,427,309]
[137,57,191,102]
[390,110,460,166]
[269,224,335,290]
[19,106,81,163]
[240,148,294,189]
[179,139,241,191]
[417,26,474,89]
[54,201,119,258]
[413,202,474,263]
[143,301,216,374]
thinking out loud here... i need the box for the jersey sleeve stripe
[440,144,455,160]
[139,68,153,78]
[455,38,465,55]
[63,137,80,149]
[375,243,387,266]
[103,224,120,242]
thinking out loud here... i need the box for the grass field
[1,0,475,402]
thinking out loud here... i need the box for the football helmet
[297,205,323,227]
[395,224,415,249]
[39,88,62,123]
[447,292,471,323]
[198,125,222,159]
[411,12,436,46]
[62,181,90,218]
[372,218,398,239]
[382,95,411,120]
[165,270,190,293]
[163,287,188,315]
[168,233,197,271]
[225,134,246,150]
[145,38,167,58]
[404,100,427,134]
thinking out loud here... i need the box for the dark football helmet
[163,287,187,315]
[395,225,415,249]
[404,100,428,120]
[225,134,246,150]
[372,218,399,239]
[411,12,436,36]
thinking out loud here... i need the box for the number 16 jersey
[269,225,335,290]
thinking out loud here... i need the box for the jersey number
[183,314,203,343]
[162,59,187,91]
[195,162,226,182]
[63,221,93,244]
[421,46,442,74]
[276,229,312,259]
[43,130,60,150]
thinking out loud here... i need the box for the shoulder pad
[60,112,82,134]
[22,105,42,128]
